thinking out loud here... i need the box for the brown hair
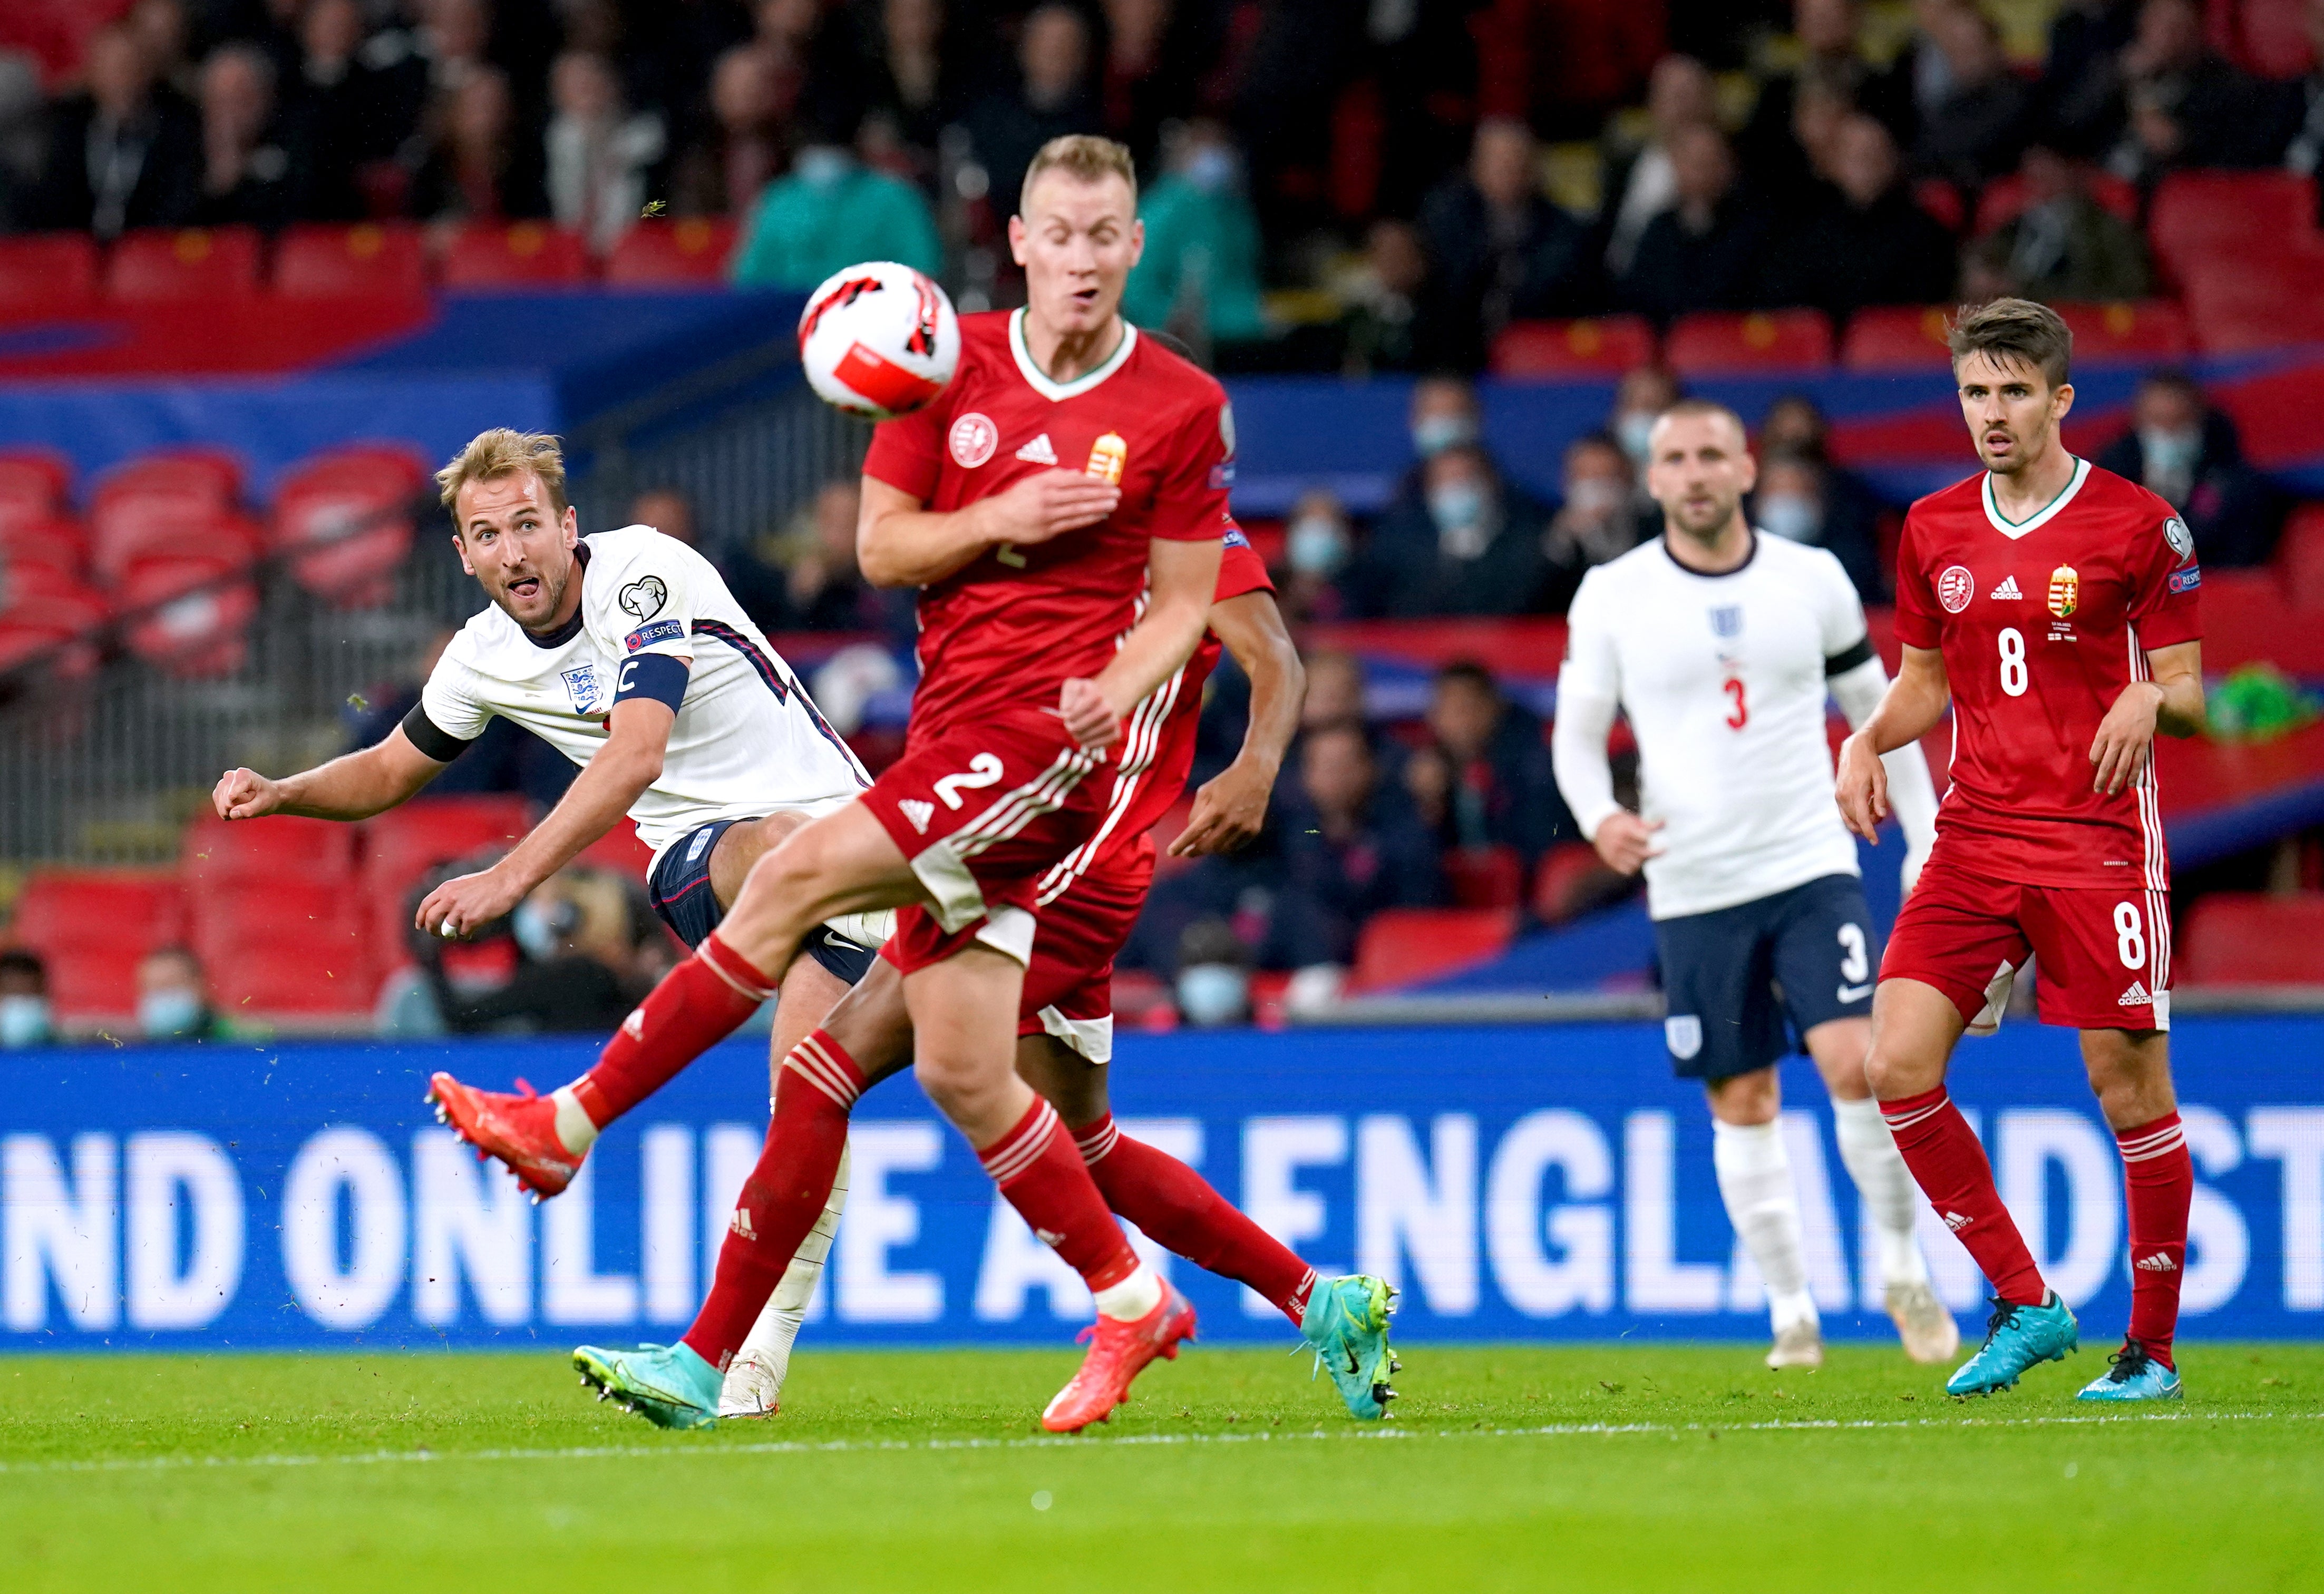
[436,428,570,525]
[1019,133,1137,217]
[1948,297,2073,388]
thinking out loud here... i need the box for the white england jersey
[415,525,870,868]
[1558,534,1879,920]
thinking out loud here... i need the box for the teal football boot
[573,1341,722,1430]
[1300,1275,1399,1420]
[1946,1293,2079,1396]
[2076,1340,2183,1402]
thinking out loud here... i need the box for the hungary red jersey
[1893,458,2202,888]
[1032,526,1273,903]
[862,309,1235,743]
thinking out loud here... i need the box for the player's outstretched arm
[1835,644,1949,844]
[1169,589,1303,857]
[1066,535,1224,748]
[2089,640,2204,796]
[212,727,445,823]
[414,698,676,937]
[856,471,1121,589]
[1828,652,1941,876]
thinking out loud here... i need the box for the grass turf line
[5,1343,2319,1592]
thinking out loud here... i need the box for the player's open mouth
[508,575,541,599]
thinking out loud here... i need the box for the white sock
[1713,1118,1817,1334]
[549,1086,599,1156]
[1832,1096,1930,1288]
[721,1145,850,1412]
[1092,1261,1163,1322]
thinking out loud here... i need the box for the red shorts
[1011,835,1156,1064]
[1881,848,2172,1032]
[863,704,1109,975]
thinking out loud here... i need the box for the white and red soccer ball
[796,261,961,420]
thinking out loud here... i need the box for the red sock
[1880,1086,2048,1308]
[573,933,775,1128]
[681,1030,862,1369]
[2117,1111,2192,1368]
[1073,1112,1317,1325]
[980,1099,1139,1292]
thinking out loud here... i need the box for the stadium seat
[2148,171,2319,286]
[605,218,740,285]
[2215,0,2316,79]
[2277,503,2324,609]
[440,221,591,288]
[89,452,249,581]
[0,514,85,579]
[272,223,430,300]
[0,234,102,320]
[1532,840,1618,924]
[2180,892,2324,985]
[1971,170,2141,236]
[0,449,71,525]
[91,448,242,511]
[93,500,260,586]
[0,578,109,676]
[105,227,264,303]
[362,795,537,956]
[1838,305,1954,370]
[1911,177,1965,234]
[182,812,359,888]
[118,550,260,677]
[9,868,187,1019]
[1346,907,1517,993]
[268,445,428,607]
[1490,316,1658,377]
[576,818,656,882]
[2053,300,2192,360]
[1664,310,1833,374]
[1443,845,1523,909]
[191,876,378,1014]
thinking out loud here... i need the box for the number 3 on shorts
[2113,900,2147,970]
[933,752,1005,810]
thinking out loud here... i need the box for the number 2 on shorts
[933,752,1005,809]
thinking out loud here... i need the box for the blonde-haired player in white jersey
[1553,398,1954,1370]
[212,429,878,1388]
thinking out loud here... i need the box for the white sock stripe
[2116,1119,2183,1148]
[2118,1129,2187,1161]
[980,1101,1061,1184]
[1073,1118,1121,1165]
[789,1035,862,1106]
[1880,1100,1949,1132]
[699,944,774,1002]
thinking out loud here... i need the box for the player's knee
[1706,1067,1778,1125]
[913,1049,994,1119]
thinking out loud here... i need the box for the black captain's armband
[401,703,475,762]
[615,651,691,712]
[1823,638,1875,677]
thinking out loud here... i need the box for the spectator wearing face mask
[2096,370,2279,568]
[1356,444,1552,618]
[730,110,941,289]
[1542,432,1648,613]
[1753,449,1888,600]
[1173,917,1252,1028]
[0,950,55,1049]
[1277,488,1354,622]
[1369,374,1490,561]
[1608,364,1681,478]
[137,946,227,1043]
[1121,119,1270,350]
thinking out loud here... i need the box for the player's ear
[450,531,475,578]
[2051,380,2075,423]
[561,505,579,546]
[1738,446,1758,496]
[1125,216,1144,271]
[1006,213,1029,269]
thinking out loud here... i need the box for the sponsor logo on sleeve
[2163,515,2195,562]
[2048,564,2079,618]
[624,618,685,652]
[949,412,998,468]
[1937,565,1975,613]
[618,574,668,621]
[1223,524,1251,550]
[1218,400,1236,460]
[2169,565,2202,593]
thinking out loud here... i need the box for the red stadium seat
[91,448,243,511]
[89,452,248,581]
[440,221,591,288]
[1490,316,1659,377]
[0,514,84,578]
[576,818,656,882]
[93,501,260,585]
[2148,171,2319,287]
[2277,504,2324,609]
[105,227,264,303]
[1443,845,1523,909]
[2180,892,2324,985]
[182,812,359,888]
[1912,177,1965,234]
[362,795,537,955]
[0,449,71,526]
[2052,299,2193,360]
[0,234,102,321]
[1839,305,1955,370]
[269,445,428,607]
[118,550,260,677]
[1346,907,1517,994]
[1665,309,1833,374]
[191,876,378,1014]
[605,218,739,285]
[1972,171,2141,236]
[9,868,187,1019]
[272,222,430,300]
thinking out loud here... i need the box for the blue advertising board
[4,1019,2319,1352]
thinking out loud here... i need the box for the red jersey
[862,309,1234,742]
[1030,527,1273,903]
[1894,458,2202,889]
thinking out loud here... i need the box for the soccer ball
[796,261,961,420]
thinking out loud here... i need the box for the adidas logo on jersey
[2119,980,2151,1005]
[1015,433,1058,464]
[730,1207,757,1241]
[1989,574,2024,600]
[1943,1211,1973,1233]
[899,798,935,834]
[2135,1252,2180,1273]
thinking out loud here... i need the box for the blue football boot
[1946,1293,2079,1396]
[2076,1339,2183,1403]
[573,1341,722,1430]
[1300,1275,1399,1420]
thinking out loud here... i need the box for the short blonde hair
[436,428,570,524]
[1019,134,1137,217]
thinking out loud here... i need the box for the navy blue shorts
[1651,873,1876,1082]
[647,818,879,986]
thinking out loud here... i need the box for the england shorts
[647,816,880,986]
[1010,834,1156,1067]
[1654,873,1878,1082]
[1881,848,2171,1033]
[863,704,1110,976]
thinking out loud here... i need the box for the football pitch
[5,1343,2320,1592]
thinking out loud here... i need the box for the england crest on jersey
[560,663,601,713]
[1708,604,1743,639]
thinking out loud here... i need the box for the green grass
[4,1342,2320,1592]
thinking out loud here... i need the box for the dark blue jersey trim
[689,618,871,786]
